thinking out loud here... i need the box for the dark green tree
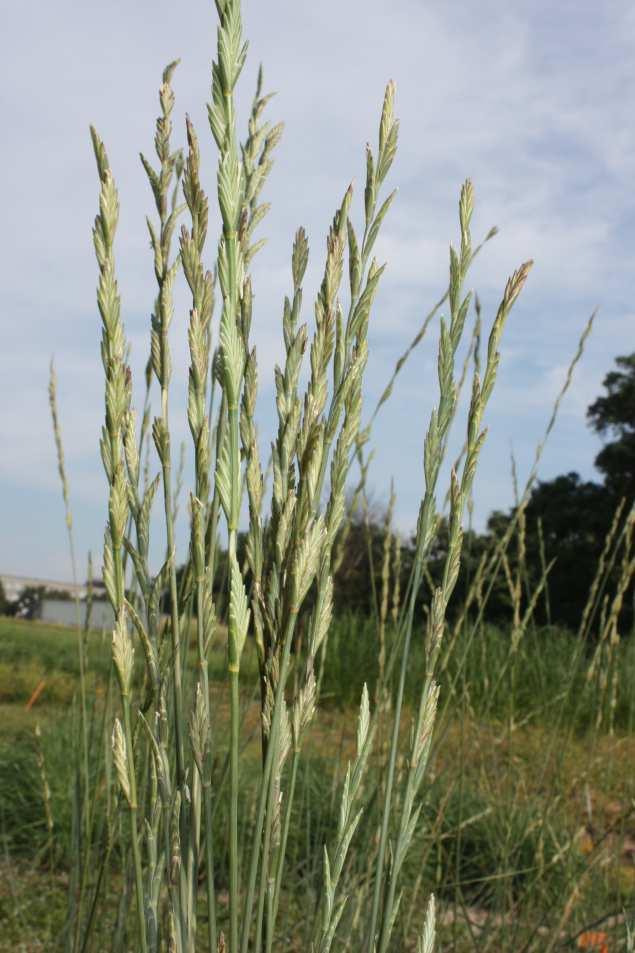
[477,353,635,635]
[332,505,409,618]
[587,352,635,501]
[508,473,616,631]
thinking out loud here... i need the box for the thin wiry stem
[48,360,91,853]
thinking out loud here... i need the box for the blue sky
[1,0,634,581]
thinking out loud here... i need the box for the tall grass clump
[59,1,531,950]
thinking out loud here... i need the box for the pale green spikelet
[111,607,134,696]
[417,895,436,953]
[112,718,132,807]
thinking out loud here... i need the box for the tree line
[333,352,635,635]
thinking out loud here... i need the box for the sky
[1,0,634,582]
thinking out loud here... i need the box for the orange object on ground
[577,931,609,953]
[25,679,46,710]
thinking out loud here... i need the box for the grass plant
[74,1,532,949]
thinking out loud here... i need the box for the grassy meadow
[3,611,635,951]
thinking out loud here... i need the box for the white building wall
[39,598,115,632]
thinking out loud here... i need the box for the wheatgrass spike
[91,124,148,953]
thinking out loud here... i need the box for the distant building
[39,597,115,632]
[0,573,106,603]
[0,573,113,631]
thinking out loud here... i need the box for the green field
[2,615,635,951]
